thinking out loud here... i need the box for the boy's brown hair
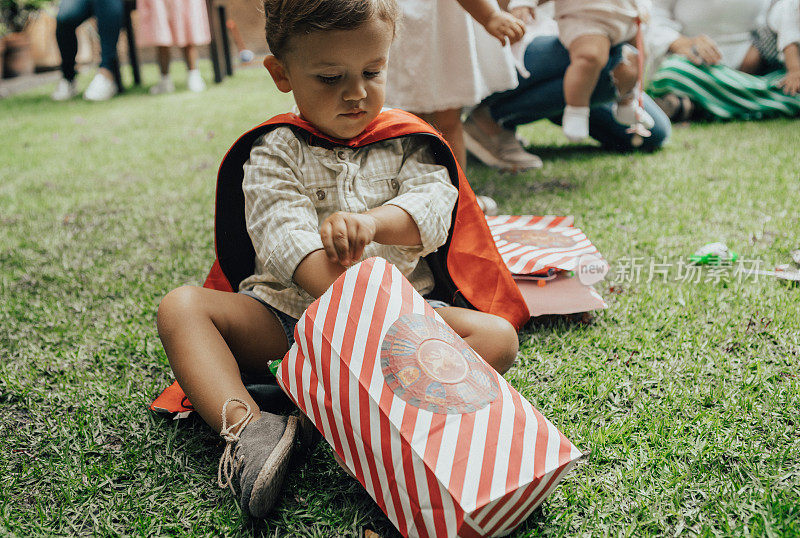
[264,0,401,59]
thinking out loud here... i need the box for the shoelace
[217,398,254,493]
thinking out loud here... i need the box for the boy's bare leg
[564,34,611,106]
[435,307,519,374]
[157,286,290,433]
[562,34,611,141]
[414,108,467,169]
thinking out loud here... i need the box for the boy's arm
[296,205,421,294]
[382,138,458,253]
[243,131,331,298]
[368,204,422,246]
[292,251,346,298]
[314,138,458,269]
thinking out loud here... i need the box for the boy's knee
[485,316,520,374]
[571,47,609,70]
[157,285,204,335]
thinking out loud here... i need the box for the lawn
[1,63,799,536]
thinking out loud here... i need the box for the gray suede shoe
[217,398,298,518]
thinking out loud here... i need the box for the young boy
[156,0,525,519]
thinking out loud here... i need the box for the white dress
[767,0,800,60]
[385,0,519,113]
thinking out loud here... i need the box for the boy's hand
[777,70,800,96]
[485,11,525,44]
[320,211,378,267]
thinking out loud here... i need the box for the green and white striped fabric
[648,55,800,120]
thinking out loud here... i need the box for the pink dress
[138,0,211,47]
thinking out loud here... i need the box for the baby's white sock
[613,100,655,128]
[562,105,590,142]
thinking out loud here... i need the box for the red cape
[151,109,528,414]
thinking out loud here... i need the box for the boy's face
[265,17,394,140]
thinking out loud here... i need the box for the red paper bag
[486,215,603,276]
[276,257,582,537]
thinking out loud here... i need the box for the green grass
[1,62,799,536]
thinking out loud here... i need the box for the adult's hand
[669,35,722,66]
[777,71,800,95]
[779,44,800,95]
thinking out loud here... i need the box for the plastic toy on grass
[689,242,739,265]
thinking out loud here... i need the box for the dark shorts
[240,289,450,348]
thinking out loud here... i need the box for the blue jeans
[56,0,123,81]
[484,36,671,151]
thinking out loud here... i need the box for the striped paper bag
[485,215,604,276]
[276,257,582,537]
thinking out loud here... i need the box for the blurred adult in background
[647,0,800,121]
[51,0,124,101]
[463,2,671,172]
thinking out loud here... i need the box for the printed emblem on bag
[498,228,577,248]
[416,339,469,383]
[381,314,499,414]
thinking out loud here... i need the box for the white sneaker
[562,105,590,142]
[51,78,79,101]
[83,73,118,101]
[150,75,175,95]
[187,70,206,92]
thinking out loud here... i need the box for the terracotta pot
[3,31,35,78]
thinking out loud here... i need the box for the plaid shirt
[239,126,458,319]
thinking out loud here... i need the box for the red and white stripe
[484,215,575,230]
[278,258,582,537]
[485,215,601,276]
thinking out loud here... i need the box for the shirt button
[391,179,399,190]
[316,189,326,200]
[336,150,346,160]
